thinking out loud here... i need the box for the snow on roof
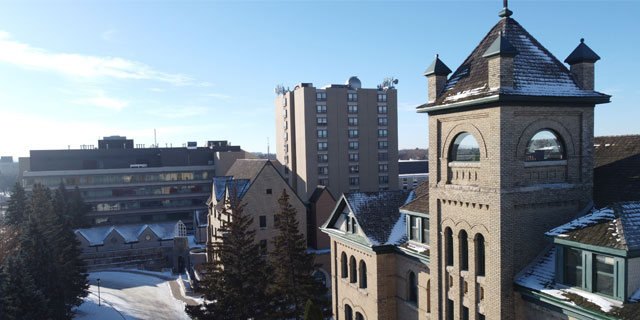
[546,207,615,237]
[516,247,621,313]
[546,201,640,251]
[212,176,251,202]
[344,191,410,246]
[75,221,179,246]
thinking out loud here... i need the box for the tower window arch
[349,256,357,283]
[525,129,565,161]
[450,132,480,162]
[476,234,486,276]
[408,271,418,303]
[356,312,365,320]
[459,230,469,271]
[359,260,367,289]
[341,252,348,278]
[345,304,353,320]
[445,227,454,266]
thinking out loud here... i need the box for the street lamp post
[97,278,101,307]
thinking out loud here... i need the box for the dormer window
[450,132,480,162]
[525,129,565,162]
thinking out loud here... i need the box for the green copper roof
[565,38,601,64]
[423,54,452,76]
[482,32,518,58]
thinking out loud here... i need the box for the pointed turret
[424,54,452,103]
[565,38,600,90]
[484,31,518,90]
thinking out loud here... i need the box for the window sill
[524,160,567,167]
[448,161,480,168]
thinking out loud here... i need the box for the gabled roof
[546,202,640,251]
[309,185,336,203]
[75,221,178,246]
[593,135,640,208]
[424,54,452,76]
[225,159,268,183]
[213,177,251,202]
[418,17,609,110]
[343,191,410,246]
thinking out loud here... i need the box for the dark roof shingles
[345,190,409,245]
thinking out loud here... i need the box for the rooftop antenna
[499,0,513,17]
[154,129,157,147]
[267,137,270,158]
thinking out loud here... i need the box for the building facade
[399,159,429,191]
[22,136,254,230]
[274,77,399,201]
[319,5,640,320]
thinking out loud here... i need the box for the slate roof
[418,17,609,110]
[565,39,601,64]
[75,221,178,246]
[225,159,268,183]
[398,160,429,175]
[546,202,640,251]
[593,135,640,208]
[413,180,430,198]
[345,190,410,246]
[194,209,208,227]
[401,193,429,215]
[212,176,251,201]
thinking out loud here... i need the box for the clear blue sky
[0,0,638,158]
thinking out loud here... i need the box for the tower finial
[498,0,513,17]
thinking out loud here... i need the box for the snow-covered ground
[74,271,190,320]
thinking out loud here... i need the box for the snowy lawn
[74,271,190,320]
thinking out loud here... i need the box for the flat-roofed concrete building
[274,77,399,200]
[22,136,255,230]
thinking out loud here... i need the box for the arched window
[525,129,565,161]
[359,260,367,288]
[450,132,480,162]
[408,271,418,303]
[350,256,357,283]
[356,312,365,320]
[341,252,348,278]
[445,228,453,266]
[427,279,431,313]
[345,304,353,320]
[313,270,327,287]
[476,234,486,276]
[459,230,469,271]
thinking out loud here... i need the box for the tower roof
[423,54,452,76]
[418,18,609,111]
[482,32,518,58]
[564,38,601,64]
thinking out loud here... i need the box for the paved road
[76,271,191,320]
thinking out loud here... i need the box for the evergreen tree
[1,254,49,320]
[15,219,58,319]
[4,183,28,226]
[67,186,88,229]
[49,184,89,318]
[28,183,52,222]
[186,194,273,320]
[269,189,327,320]
[303,299,323,320]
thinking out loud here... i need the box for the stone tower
[417,8,609,320]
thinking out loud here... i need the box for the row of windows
[316,116,389,126]
[315,128,388,139]
[92,198,205,213]
[78,184,210,200]
[450,129,565,163]
[340,253,367,288]
[445,229,485,276]
[344,305,365,320]
[314,152,388,162]
[314,92,386,103]
[25,171,213,188]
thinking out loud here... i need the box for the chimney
[483,31,518,90]
[565,38,600,91]
[424,54,452,103]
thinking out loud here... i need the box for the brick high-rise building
[274,77,399,201]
